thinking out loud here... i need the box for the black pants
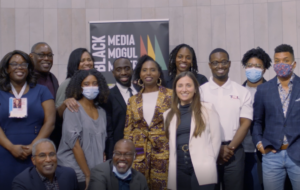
[78,181,86,190]
[216,144,245,190]
[177,144,216,190]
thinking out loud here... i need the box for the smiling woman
[0,50,56,189]
[124,55,172,190]
[165,44,208,89]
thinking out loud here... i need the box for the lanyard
[10,82,27,99]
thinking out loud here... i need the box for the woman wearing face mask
[164,71,221,190]
[124,55,172,190]
[57,69,109,190]
[241,47,272,190]
[165,44,208,89]
[52,48,94,148]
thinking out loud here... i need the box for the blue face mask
[82,86,99,100]
[112,165,132,180]
[245,68,263,83]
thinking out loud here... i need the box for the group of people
[0,41,299,190]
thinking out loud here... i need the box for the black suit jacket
[12,166,78,190]
[104,84,140,159]
[88,160,148,190]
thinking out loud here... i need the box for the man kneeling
[12,139,78,190]
[88,139,148,190]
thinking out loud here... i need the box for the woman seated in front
[164,71,221,190]
[57,69,109,190]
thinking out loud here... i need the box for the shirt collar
[116,82,130,93]
[277,73,295,86]
[209,76,231,90]
[36,168,56,182]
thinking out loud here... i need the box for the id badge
[9,97,28,118]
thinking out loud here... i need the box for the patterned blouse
[124,86,172,190]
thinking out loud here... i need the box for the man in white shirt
[104,57,138,159]
[200,48,253,190]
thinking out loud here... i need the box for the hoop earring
[137,79,144,87]
[157,78,162,86]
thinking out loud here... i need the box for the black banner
[89,19,169,84]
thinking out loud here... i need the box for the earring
[137,79,144,87]
[157,78,162,86]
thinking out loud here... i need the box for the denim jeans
[262,150,300,190]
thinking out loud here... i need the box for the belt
[280,144,288,150]
[177,144,189,152]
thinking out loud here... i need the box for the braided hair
[168,44,198,79]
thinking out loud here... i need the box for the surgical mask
[273,62,294,77]
[82,86,99,100]
[245,68,263,83]
[112,165,132,180]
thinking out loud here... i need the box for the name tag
[9,97,28,118]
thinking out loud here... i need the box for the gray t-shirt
[57,102,107,182]
[55,78,71,108]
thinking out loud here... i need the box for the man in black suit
[105,57,139,159]
[12,139,78,190]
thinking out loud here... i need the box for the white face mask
[82,86,99,100]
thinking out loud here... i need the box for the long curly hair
[168,44,198,79]
[133,55,166,87]
[0,50,38,91]
[65,69,109,106]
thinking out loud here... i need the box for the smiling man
[12,139,78,190]
[104,57,139,159]
[200,48,253,190]
[30,42,59,99]
[88,139,148,190]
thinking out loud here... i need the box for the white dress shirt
[200,77,253,142]
[142,91,159,126]
[115,82,137,104]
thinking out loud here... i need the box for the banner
[89,19,169,84]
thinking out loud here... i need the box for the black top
[176,104,192,146]
[165,73,208,89]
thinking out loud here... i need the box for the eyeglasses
[246,63,263,69]
[113,152,134,158]
[9,62,28,69]
[31,52,54,59]
[210,60,230,67]
[33,152,56,160]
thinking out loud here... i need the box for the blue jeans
[262,150,300,190]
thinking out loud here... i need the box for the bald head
[114,139,135,153]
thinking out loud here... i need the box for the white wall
[1,0,300,84]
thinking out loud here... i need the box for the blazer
[163,102,221,190]
[103,84,139,159]
[12,165,78,190]
[252,74,300,162]
[88,160,148,190]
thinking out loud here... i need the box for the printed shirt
[277,73,294,145]
[36,168,59,190]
